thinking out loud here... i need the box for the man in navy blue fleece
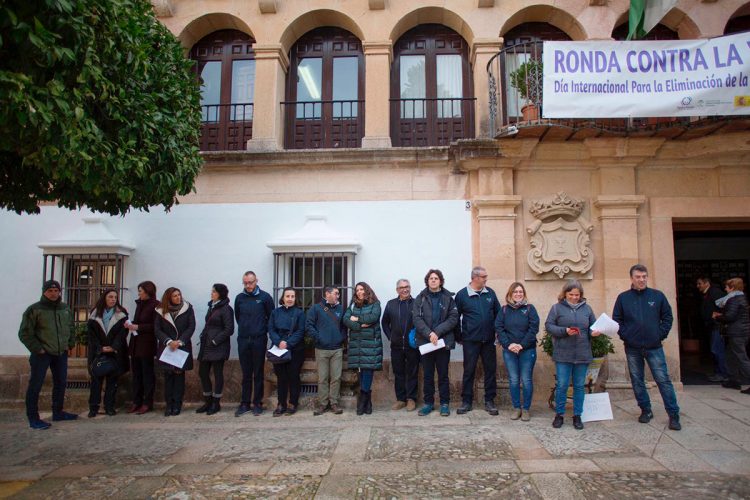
[306,286,346,415]
[613,264,681,431]
[454,266,501,416]
[234,271,274,417]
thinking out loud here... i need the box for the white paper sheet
[581,392,614,422]
[590,313,619,337]
[268,346,289,357]
[419,338,446,355]
[159,346,189,368]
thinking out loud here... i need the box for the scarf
[102,307,115,329]
[716,290,744,309]
[507,299,528,309]
[564,299,586,310]
[168,301,183,320]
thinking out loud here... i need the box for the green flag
[627,0,646,40]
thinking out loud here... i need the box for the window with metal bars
[272,252,355,311]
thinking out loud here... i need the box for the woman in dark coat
[87,289,129,417]
[344,282,383,416]
[713,277,750,393]
[495,282,540,422]
[268,287,306,416]
[126,280,159,414]
[155,287,195,416]
[412,269,459,417]
[545,280,600,430]
[196,283,234,415]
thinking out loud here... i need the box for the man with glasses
[381,279,419,411]
[454,266,501,415]
[234,271,274,417]
[19,280,78,429]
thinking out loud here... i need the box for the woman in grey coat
[196,283,234,415]
[545,280,600,430]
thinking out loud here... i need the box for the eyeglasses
[477,275,489,279]
[397,286,411,290]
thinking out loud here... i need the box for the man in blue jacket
[454,266,501,416]
[306,286,346,415]
[613,264,681,431]
[234,271,274,417]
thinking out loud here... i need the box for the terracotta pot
[521,103,539,122]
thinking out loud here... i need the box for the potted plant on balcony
[509,59,543,122]
[541,331,615,405]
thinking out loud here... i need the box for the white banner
[542,32,750,118]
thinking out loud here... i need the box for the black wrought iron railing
[282,100,364,149]
[390,97,476,147]
[200,103,253,151]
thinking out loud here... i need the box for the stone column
[361,41,393,149]
[471,38,503,139]
[593,195,646,397]
[247,44,289,151]
[472,194,522,284]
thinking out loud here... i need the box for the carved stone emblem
[527,192,593,278]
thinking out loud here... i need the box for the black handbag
[91,354,117,377]
[266,349,292,364]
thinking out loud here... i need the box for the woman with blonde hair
[155,287,195,416]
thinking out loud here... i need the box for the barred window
[272,252,355,311]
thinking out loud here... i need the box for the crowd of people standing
[19,264,749,431]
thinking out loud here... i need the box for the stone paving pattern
[0,386,749,498]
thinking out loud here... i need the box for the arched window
[611,22,678,40]
[725,15,750,35]
[191,30,255,151]
[501,23,570,123]
[391,24,474,147]
[285,27,364,149]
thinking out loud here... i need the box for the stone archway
[389,6,475,48]
[177,13,255,50]
[279,9,365,55]
[500,5,586,41]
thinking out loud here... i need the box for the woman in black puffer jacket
[713,277,750,393]
[196,284,234,415]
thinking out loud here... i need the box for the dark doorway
[673,223,750,385]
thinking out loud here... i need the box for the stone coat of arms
[527,192,593,279]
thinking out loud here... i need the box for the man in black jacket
[613,264,681,431]
[381,279,419,411]
[454,267,501,416]
[697,276,728,382]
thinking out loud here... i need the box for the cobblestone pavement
[1,386,750,499]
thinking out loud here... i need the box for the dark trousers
[238,338,266,405]
[726,336,750,384]
[131,356,155,407]
[422,348,451,406]
[25,351,68,421]
[199,360,226,397]
[273,348,305,408]
[164,370,186,408]
[461,340,497,404]
[89,372,119,410]
[391,346,420,402]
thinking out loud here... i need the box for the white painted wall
[0,200,472,357]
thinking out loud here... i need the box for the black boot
[357,390,366,416]
[206,397,221,415]
[365,391,373,415]
[196,396,212,414]
[172,403,182,416]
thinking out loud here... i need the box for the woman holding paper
[412,269,459,417]
[495,282,539,422]
[344,282,383,416]
[196,284,234,415]
[155,287,195,416]
[268,287,306,416]
[87,289,129,417]
[545,280,600,430]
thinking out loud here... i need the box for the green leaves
[0,0,203,215]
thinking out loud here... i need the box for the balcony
[200,103,253,151]
[282,100,364,149]
[390,97,475,147]
[487,41,750,141]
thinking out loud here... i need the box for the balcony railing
[200,103,253,151]
[283,100,364,149]
[390,97,476,147]
[487,41,693,137]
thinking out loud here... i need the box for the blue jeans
[26,351,69,421]
[555,362,588,416]
[359,369,374,392]
[710,327,728,377]
[625,346,680,416]
[502,348,536,410]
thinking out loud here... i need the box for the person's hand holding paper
[590,313,619,337]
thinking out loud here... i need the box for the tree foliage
[0,0,203,215]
